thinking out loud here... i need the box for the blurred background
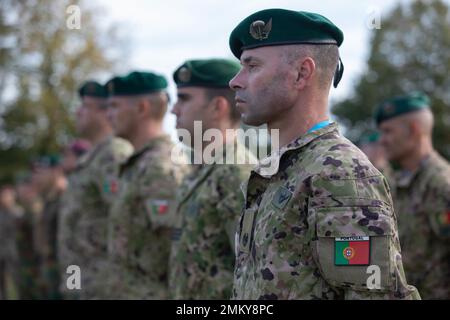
[1,0,449,183]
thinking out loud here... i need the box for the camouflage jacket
[169,141,256,299]
[232,123,420,300]
[106,135,189,299]
[58,136,133,299]
[392,151,450,299]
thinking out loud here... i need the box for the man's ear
[409,119,422,138]
[209,96,229,120]
[137,98,151,117]
[294,57,315,90]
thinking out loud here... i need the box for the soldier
[0,184,21,299]
[32,155,67,299]
[61,140,91,175]
[228,9,420,299]
[58,81,133,299]
[358,132,394,185]
[104,71,188,299]
[14,174,43,299]
[375,92,450,299]
[169,59,256,299]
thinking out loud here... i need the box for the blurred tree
[332,0,450,160]
[0,0,125,182]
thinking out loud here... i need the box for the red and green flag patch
[335,236,370,266]
[147,199,169,216]
[439,211,450,225]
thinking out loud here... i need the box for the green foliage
[0,0,123,182]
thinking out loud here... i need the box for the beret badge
[178,67,191,83]
[249,18,272,41]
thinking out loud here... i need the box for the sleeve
[139,158,183,231]
[97,139,133,204]
[427,181,450,239]
[214,165,249,250]
[308,174,420,300]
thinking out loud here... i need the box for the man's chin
[242,115,264,127]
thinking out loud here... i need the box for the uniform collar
[395,152,438,188]
[121,134,171,169]
[254,122,338,178]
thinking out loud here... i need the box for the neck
[129,121,164,151]
[87,127,112,146]
[268,91,329,149]
[399,137,433,171]
[201,121,238,151]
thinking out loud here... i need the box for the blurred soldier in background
[104,71,188,299]
[375,92,450,299]
[0,184,21,299]
[169,59,256,299]
[358,132,394,184]
[61,140,92,175]
[58,81,133,299]
[14,173,43,299]
[32,155,67,299]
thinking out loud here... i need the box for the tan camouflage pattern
[57,136,133,299]
[104,135,189,299]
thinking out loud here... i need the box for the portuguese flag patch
[335,236,370,266]
[439,211,450,225]
[148,199,169,216]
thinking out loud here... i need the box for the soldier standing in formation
[169,59,256,299]
[375,92,450,299]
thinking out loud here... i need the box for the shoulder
[106,137,134,158]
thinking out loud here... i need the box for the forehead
[107,96,132,104]
[82,96,105,107]
[240,45,282,63]
[379,116,404,130]
[176,86,206,98]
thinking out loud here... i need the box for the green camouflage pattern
[58,136,133,299]
[169,141,256,299]
[232,123,420,300]
[105,135,189,299]
[392,151,450,299]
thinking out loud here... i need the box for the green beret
[229,9,343,57]
[359,132,380,145]
[33,154,61,169]
[173,59,241,88]
[229,9,344,87]
[106,71,168,96]
[375,92,430,125]
[78,81,107,98]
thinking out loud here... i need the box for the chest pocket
[310,203,395,292]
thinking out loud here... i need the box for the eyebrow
[177,93,190,99]
[241,56,262,65]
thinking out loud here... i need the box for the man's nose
[229,70,245,91]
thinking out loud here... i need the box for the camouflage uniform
[105,135,188,299]
[0,205,21,299]
[15,198,43,299]
[58,136,132,299]
[392,151,450,299]
[169,141,256,299]
[233,123,420,300]
[37,191,63,299]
